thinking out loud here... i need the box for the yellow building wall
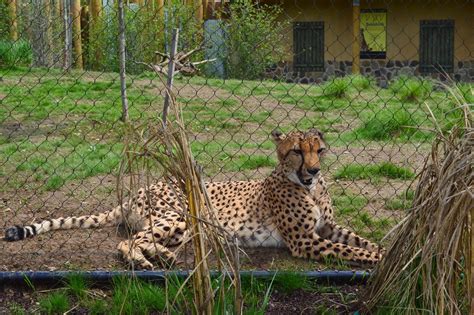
[269,0,473,63]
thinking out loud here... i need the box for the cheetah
[4,129,383,269]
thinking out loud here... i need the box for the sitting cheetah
[5,129,383,269]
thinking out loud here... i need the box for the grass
[332,190,393,242]
[8,303,26,315]
[24,274,286,314]
[385,189,415,211]
[111,277,168,314]
[2,138,123,191]
[66,273,88,300]
[272,272,310,293]
[0,39,32,68]
[347,74,374,91]
[334,162,415,181]
[0,68,464,273]
[322,77,351,98]
[333,193,368,216]
[226,154,277,172]
[38,291,70,315]
[354,106,430,141]
[389,76,433,102]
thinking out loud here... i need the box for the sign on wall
[360,9,387,59]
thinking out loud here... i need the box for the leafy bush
[0,40,32,68]
[389,76,433,102]
[88,2,200,73]
[224,0,287,79]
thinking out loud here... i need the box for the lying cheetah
[5,129,383,269]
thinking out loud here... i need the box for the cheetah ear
[271,129,286,143]
[308,128,324,140]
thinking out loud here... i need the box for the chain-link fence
[0,0,472,272]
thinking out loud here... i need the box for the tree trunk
[71,0,83,69]
[7,0,18,41]
[117,0,129,122]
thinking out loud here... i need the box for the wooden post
[352,0,360,75]
[118,0,129,122]
[72,0,83,69]
[7,0,18,41]
[162,28,179,127]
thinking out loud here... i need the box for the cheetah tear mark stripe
[4,206,123,242]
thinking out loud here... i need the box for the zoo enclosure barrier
[0,0,473,272]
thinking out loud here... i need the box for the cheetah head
[271,128,327,189]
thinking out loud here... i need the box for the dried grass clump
[366,85,473,314]
[118,92,242,314]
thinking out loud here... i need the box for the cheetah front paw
[137,260,154,270]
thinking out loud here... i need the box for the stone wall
[269,60,474,85]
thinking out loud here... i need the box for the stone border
[267,60,474,85]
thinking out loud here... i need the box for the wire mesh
[0,0,472,272]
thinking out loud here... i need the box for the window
[420,20,454,73]
[293,22,324,72]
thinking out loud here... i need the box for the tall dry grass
[366,84,473,314]
[117,89,243,314]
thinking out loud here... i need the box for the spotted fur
[5,129,383,269]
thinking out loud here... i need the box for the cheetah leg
[117,238,175,270]
[117,219,187,269]
[317,222,384,253]
[287,232,382,266]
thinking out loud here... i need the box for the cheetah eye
[317,148,326,154]
[292,149,303,155]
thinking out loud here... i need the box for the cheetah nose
[308,168,320,175]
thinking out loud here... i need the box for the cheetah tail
[4,206,123,242]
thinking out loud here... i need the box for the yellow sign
[360,10,387,57]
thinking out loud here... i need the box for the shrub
[224,0,287,79]
[0,40,32,68]
[87,2,199,73]
[389,76,433,102]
